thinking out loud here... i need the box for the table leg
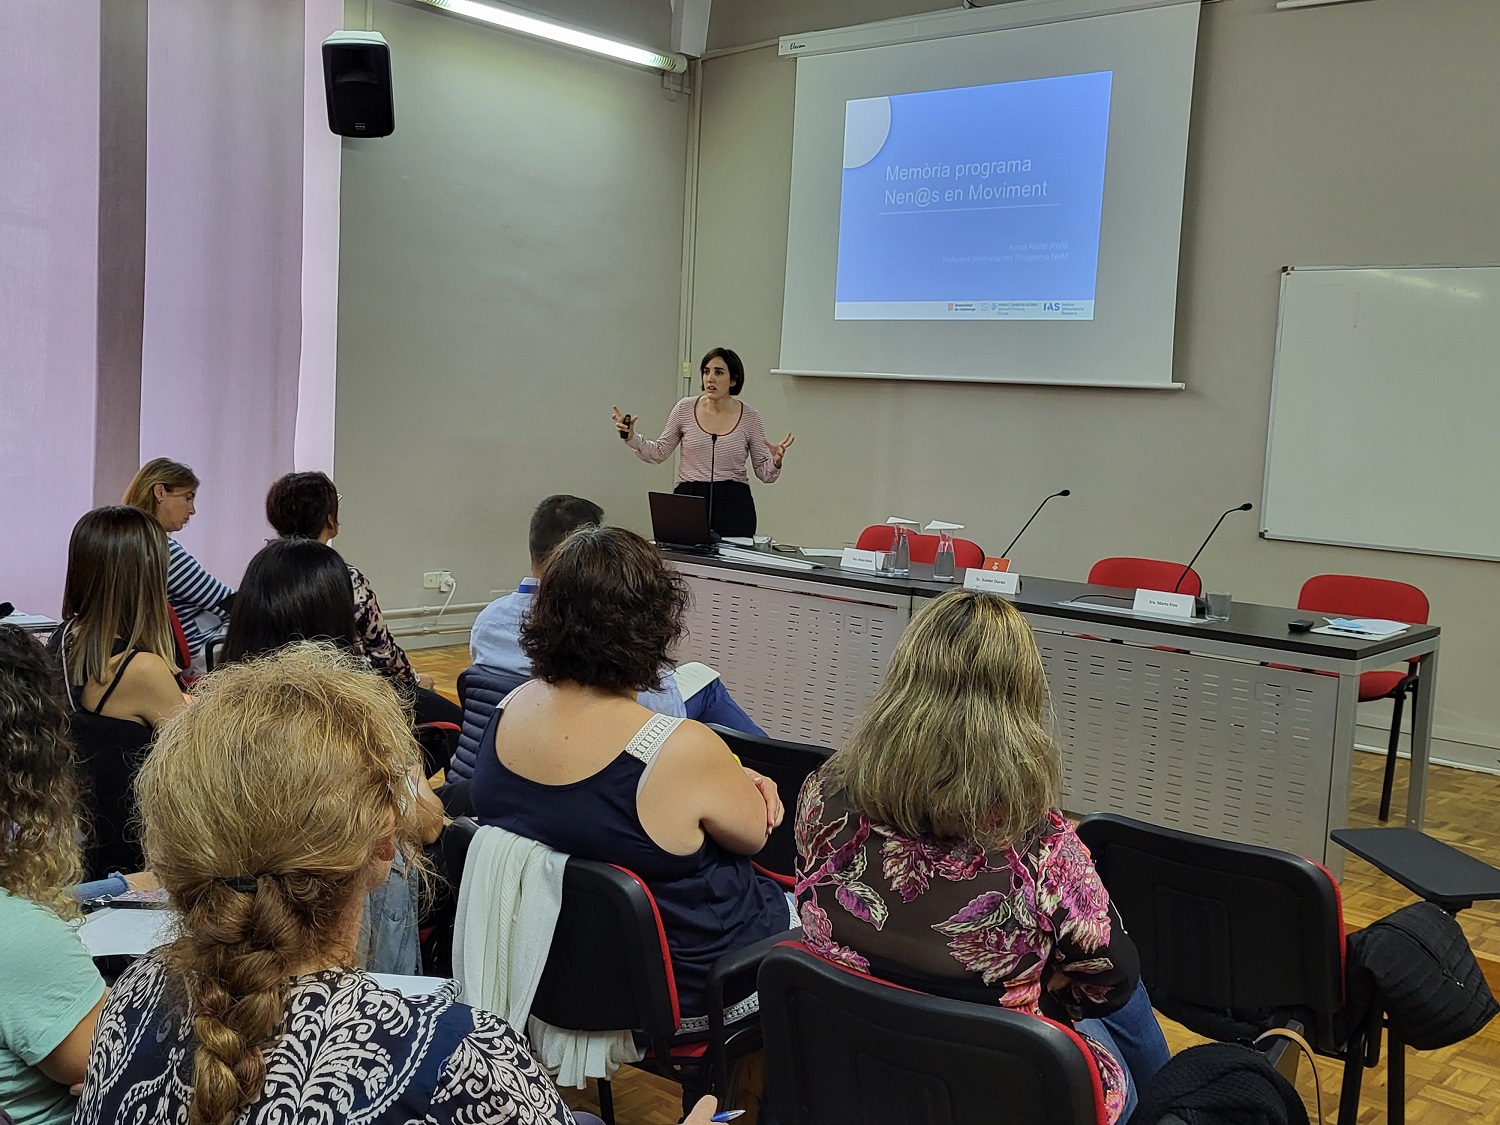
[1324,671,1362,872]
[1406,644,1439,830]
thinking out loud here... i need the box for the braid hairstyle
[0,625,86,919]
[136,642,429,1125]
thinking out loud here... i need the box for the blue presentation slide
[835,71,1113,321]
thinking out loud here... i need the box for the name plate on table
[840,547,885,573]
[1132,589,1197,620]
[964,568,1020,595]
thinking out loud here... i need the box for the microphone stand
[1174,503,1254,596]
[708,434,718,538]
[1000,490,1071,558]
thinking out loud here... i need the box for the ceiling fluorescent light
[410,0,689,72]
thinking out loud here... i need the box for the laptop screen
[649,492,714,548]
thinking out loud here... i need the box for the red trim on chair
[753,862,795,889]
[609,864,681,1028]
[1308,859,1347,998]
[167,607,192,671]
[1035,1014,1110,1125]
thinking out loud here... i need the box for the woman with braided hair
[75,643,705,1125]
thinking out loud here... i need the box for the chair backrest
[69,710,154,879]
[1075,813,1345,1053]
[413,721,461,779]
[1297,574,1429,624]
[450,664,527,780]
[444,817,681,1046]
[759,944,1106,1125]
[855,526,986,568]
[1088,556,1202,597]
[708,726,832,881]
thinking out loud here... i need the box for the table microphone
[1174,502,1254,595]
[1000,489,1071,558]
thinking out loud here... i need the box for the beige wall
[691,0,1500,767]
[334,0,688,625]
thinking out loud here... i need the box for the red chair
[855,525,986,569]
[1298,575,1429,822]
[1088,556,1202,597]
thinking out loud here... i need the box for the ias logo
[1043,302,1061,311]
[947,303,955,311]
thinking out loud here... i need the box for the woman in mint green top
[0,625,109,1124]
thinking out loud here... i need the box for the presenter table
[665,551,1441,872]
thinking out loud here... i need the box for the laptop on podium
[649,492,718,554]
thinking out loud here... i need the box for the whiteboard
[1262,264,1500,562]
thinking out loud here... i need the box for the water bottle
[889,526,911,578]
[932,530,956,581]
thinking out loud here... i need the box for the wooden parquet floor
[413,645,1500,1125]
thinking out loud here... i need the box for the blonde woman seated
[795,590,1168,1124]
[75,645,727,1125]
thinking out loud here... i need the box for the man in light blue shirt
[469,495,764,733]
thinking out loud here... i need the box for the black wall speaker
[322,30,394,138]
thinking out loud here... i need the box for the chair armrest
[703,929,800,1095]
[1331,828,1500,913]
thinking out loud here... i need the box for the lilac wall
[0,2,103,615]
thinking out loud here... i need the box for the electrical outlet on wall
[422,571,443,590]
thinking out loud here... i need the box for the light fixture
[409,0,689,72]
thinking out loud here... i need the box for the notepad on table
[1312,617,1409,639]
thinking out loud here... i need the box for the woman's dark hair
[265,472,339,540]
[222,539,357,664]
[521,526,687,694]
[700,347,745,396]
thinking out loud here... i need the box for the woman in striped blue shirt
[122,458,235,662]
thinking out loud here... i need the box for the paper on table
[720,536,755,547]
[1318,617,1409,638]
[924,521,964,533]
[79,907,178,957]
[800,548,846,557]
[370,973,452,998]
[672,661,721,699]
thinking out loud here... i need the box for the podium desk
[665,552,1440,872]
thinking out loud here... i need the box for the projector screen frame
[776,0,1200,390]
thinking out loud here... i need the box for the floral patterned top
[795,772,1136,1123]
[77,954,575,1125]
[349,564,419,696]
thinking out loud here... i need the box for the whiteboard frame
[1261,261,1500,563]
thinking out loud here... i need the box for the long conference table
[664,550,1441,874]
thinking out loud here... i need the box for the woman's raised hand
[611,405,635,441]
[767,432,796,467]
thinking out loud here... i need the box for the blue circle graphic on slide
[843,96,892,170]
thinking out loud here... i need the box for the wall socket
[423,571,450,590]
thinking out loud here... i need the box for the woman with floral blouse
[795,589,1169,1124]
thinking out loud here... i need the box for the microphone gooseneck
[708,433,718,537]
[1173,502,1254,594]
[1000,489,1072,559]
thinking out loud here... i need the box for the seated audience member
[122,458,234,661]
[796,589,1169,1125]
[221,539,446,974]
[0,625,109,1125]
[75,644,580,1125]
[59,507,188,727]
[262,471,464,727]
[471,526,793,1027]
[470,493,764,734]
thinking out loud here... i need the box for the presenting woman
[613,347,794,538]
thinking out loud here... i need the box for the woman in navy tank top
[470,526,793,1024]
